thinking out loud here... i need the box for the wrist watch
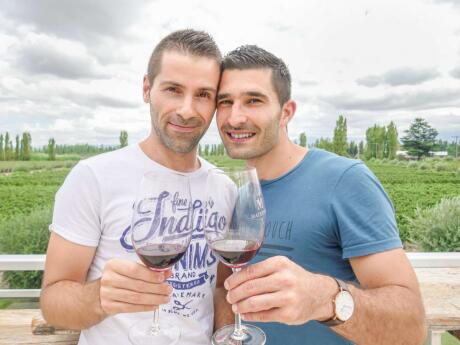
[320,277,355,326]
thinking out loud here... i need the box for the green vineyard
[0,155,459,289]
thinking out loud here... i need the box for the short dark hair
[147,29,222,84]
[222,45,291,105]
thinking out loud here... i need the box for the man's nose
[177,95,195,120]
[227,104,248,128]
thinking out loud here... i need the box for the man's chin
[162,138,199,154]
[225,147,256,160]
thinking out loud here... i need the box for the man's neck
[139,134,200,173]
[247,136,307,181]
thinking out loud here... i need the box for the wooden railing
[1,253,459,345]
[0,254,44,298]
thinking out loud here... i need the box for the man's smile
[226,131,256,142]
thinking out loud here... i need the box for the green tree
[299,132,307,147]
[198,144,203,156]
[204,144,209,156]
[22,132,31,161]
[365,125,386,159]
[119,130,128,148]
[386,121,399,159]
[332,115,348,156]
[365,127,374,159]
[4,132,10,160]
[358,141,364,159]
[401,118,438,160]
[48,138,56,161]
[15,135,20,160]
[314,138,333,152]
[0,134,4,161]
[348,141,358,158]
[375,126,386,159]
[218,143,225,155]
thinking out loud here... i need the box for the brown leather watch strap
[319,277,350,327]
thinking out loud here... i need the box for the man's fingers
[106,259,171,283]
[241,308,281,324]
[103,286,171,306]
[232,291,284,314]
[224,256,290,290]
[226,275,281,304]
[102,272,172,296]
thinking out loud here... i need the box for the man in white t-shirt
[40,29,231,345]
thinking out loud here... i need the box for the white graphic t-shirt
[50,144,222,345]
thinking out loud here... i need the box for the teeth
[231,133,253,139]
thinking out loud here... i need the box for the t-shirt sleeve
[331,163,402,259]
[49,161,101,247]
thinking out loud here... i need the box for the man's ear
[143,75,151,103]
[280,100,297,128]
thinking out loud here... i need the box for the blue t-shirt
[253,149,402,345]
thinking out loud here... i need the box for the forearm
[332,285,427,345]
[214,286,234,331]
[40,279,106,330]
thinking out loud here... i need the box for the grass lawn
[443,332,460,345]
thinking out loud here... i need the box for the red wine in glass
[210,239,261,268]
[136,243,188,270]
[129,170,193,345]
[205,167,266,345]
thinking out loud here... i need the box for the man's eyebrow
[159,81,216,93]
[217,91,268,100]
[200,87,217,93]
[159,81,184,87]
[217,93,231,100]
[244,91,268,99]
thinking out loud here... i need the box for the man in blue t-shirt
[214,45,426,344]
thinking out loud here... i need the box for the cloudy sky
[1,0,460,146]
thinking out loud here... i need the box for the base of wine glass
[212,324,266,345]
[129,318,180,345]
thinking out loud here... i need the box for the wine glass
[205,167,266,345]
[129,170,193,345]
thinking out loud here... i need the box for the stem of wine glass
[231,267,245,341]
[151,309,160,336]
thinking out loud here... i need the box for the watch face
[335,291,354,321]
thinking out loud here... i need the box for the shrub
[406,196,460,252]
[444,156,453,162]
[382,158,389,163]
[0,208,52,289]
[390,159,399,165]
[14,165,29,172]
[408,161,418,168]
[435,163,449,171]
[64,161,76,169]
[418,163,429,170]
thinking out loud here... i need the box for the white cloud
[0,0,460,145]
[0,0,145,43]
[451,65,460,79]
[322,87,460,111]
[8,33,109,79]
[357,67,440,87]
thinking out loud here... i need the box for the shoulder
[64,145,140,188]
[81,145,138,171]
[308,149,365,183]
[77,145,143,181]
